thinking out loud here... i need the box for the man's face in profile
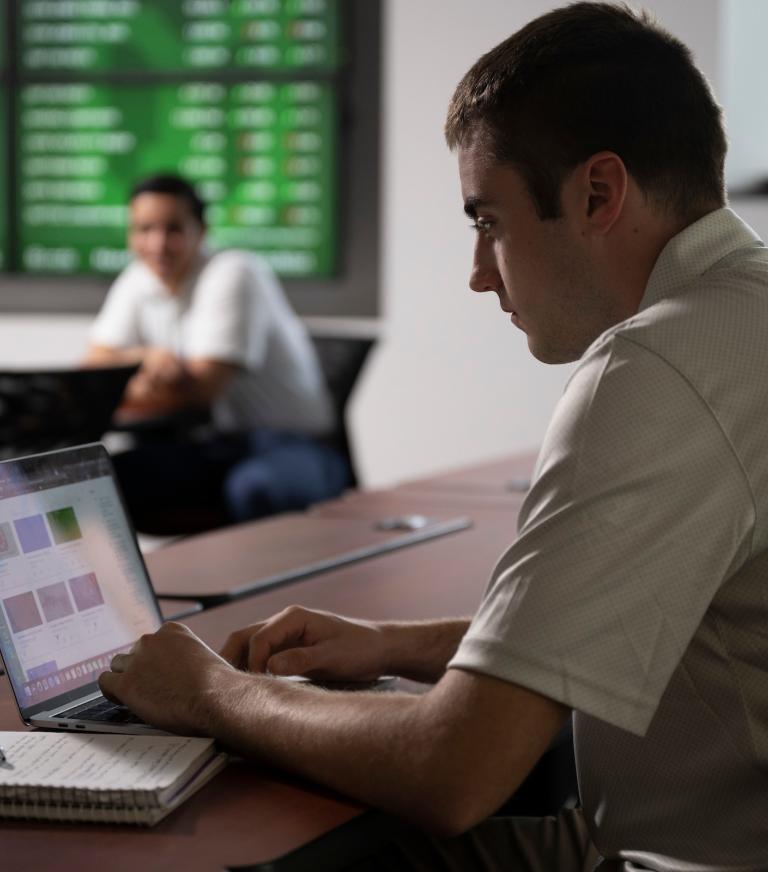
[458,132,622,364]
[128,192,205,292]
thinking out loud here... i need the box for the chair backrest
[310,335,375,487]
[0,365,138,460]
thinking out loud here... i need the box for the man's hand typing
[219,606,389,681]
[99,622,243,736]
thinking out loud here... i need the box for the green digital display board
[0,0,5,73]
[18,80,335,276]
[0,1,6,271]
[19,0,340,73]
[2,0,341,279]
[0,91,6,271]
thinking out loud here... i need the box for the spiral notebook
[0,731,227,825]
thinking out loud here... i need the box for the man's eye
[470,219,493,235]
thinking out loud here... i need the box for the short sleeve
[184,253,270,366]
[449,336,755,736]
[89,261,146,348]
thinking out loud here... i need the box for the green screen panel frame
[0,0,380,319]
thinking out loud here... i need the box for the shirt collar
[639,207,763,312]
[178,248,211,299]
[137,248,211,301]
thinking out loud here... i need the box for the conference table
[396,451,537,499]
[150,511,475,607]
[0,453,535,872]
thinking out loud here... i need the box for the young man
[100,4,768,868]
[86,174,348,531]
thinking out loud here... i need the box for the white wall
[2,0,768,489]
[0,314,90,366]
[722,0,768,190]
[354,0,580,488]
[351,0,768,487]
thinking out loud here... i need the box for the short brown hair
[445,2,727,221]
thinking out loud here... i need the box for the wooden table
[147,511,472,606]
[183,495,519,651]
[311,484,526,521]
[0,681,367,872]
[0,456,530,871]
[396,451,538,498]
[0,506,515,871]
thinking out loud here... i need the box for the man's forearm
[101,622,567,837]
[205,617,475,826]
[211,677,442,825]
[378,618,471,683]
[84,344,145,366]
[201,661,565,836]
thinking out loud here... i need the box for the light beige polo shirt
[450,209,768,870]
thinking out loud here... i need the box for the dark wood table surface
[395,451,538,498]
[0,455,529,871]
[0,679,364,872]
[147,511,474,605]
[311,483,526,521]
[183,495,519,652]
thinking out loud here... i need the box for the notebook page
[0,732,214,797]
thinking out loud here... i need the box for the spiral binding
[0,791,162,825]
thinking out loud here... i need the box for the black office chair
[310,334,375,489]
[0,365,138,460]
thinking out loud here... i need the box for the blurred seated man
[86,173,348,533]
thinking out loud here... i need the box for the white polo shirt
[90,250,334,435]
[450,209,768,870]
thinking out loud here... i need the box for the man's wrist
[378,622,435,679]
[197,666,255,738]
[376,619,470,683]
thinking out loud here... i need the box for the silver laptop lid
[0,443,162,720]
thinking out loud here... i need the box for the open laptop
[0,443,166,734]
[0,364,138,461]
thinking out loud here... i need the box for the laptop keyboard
[63,698,146,725]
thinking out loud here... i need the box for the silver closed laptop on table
[0,443,166,734]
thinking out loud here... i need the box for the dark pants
[346,809,603,872]
[250,809,604,872]
[113,429,351,535]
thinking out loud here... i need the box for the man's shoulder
[578,300,683,372]
[194,250,283,299]
[109,258,165,300]
[586,257,768,368]
[199,249,272,280]
[564,262,768,452]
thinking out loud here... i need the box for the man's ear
[582,151,627,234]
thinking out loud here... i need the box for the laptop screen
[0,444,162,717]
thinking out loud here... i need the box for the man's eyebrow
[463,196,490,218]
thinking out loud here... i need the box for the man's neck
[608,203,720,318]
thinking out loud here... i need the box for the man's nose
[147,229,171,253]
[469,240,501,294]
